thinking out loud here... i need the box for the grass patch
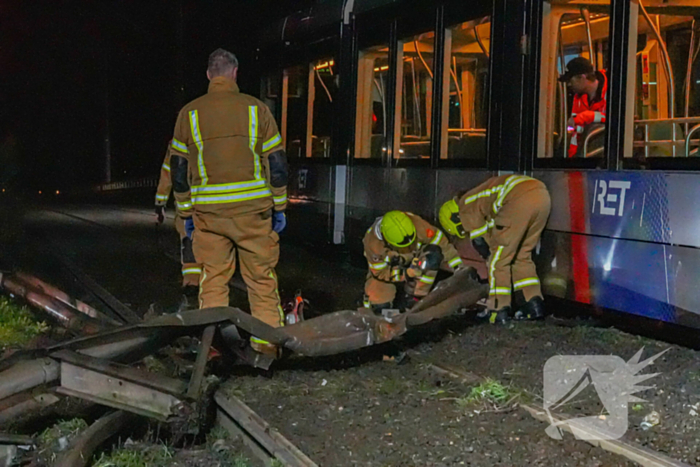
[456,378,520,409]
[377,376,405,396]
[93,444,174,467]
[36,418,88,463]
[0,296,48,349]
[206,427,252,467]
[688,370,700,383]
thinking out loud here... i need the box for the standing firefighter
[439,175,551,324]
[363,211,464,313]
[170,49,288,357]
[154,142,201,293]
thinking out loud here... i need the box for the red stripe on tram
[569,172,591,304]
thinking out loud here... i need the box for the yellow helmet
[380,211,416,248]
[439,199,466,239]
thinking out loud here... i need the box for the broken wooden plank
[423,361,482,385]
[521,404,692,467]
[216,409,274,467]
[215,390,317,467]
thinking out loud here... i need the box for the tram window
[629,4,700,159]
[260,74,280,121]
[284,65,308,158]
[440,17,491,160]
[309,58,337,158]
[355,45,390,159]
[537,2,610,160]
[396,31,436,160]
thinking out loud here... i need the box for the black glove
[389,255,406,268]
[472,237,490,260]
[419,244,444,271]
[155,205,165,224]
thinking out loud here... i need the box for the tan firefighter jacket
[363,212,463,283]
[155,145,172,206]
[170,77,286,218]
[457,174,545,244]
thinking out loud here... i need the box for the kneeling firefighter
[363,211,464,313]
[439,175,551,324]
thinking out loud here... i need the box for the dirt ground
[223,316,700,466]
[1,202,699,466]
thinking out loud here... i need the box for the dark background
[0,0,314,193]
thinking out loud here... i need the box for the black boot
[514,296,545,321]
[369,302,393,315]
[182,285,199,299]
[475,308,490,322]
[489,306,511,325]
[394,292,419,313]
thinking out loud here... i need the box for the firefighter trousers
[192,210,285,328]
[175,214,201,287]
[487,186,551,310]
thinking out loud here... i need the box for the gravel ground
[223,315,700,466]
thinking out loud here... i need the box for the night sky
[0,0,313,192]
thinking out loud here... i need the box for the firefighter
[363,210,464,313]
[559,57,607,158]
[154,142,202,294]
[170,49,288,357]
[439,175,551,324]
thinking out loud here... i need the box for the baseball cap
[559,57,594,82]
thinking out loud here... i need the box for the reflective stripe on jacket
[457,175,544,243]
[155,146,172,206]
[170,77,286,217]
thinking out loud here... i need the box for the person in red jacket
[559,57,607,158]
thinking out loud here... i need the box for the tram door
[539,1,612,160]
[540,1,700,160]
[631,3,700,159]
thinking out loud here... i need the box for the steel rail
[45,205,250,295]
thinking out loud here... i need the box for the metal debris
[0,264,487,462]
[641,410,661,430]
[54,411,134,467]
[0,273,108,334]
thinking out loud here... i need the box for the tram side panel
[285,163,334,246]
[536,171,700,329]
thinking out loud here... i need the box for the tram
[251,0,700,329]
